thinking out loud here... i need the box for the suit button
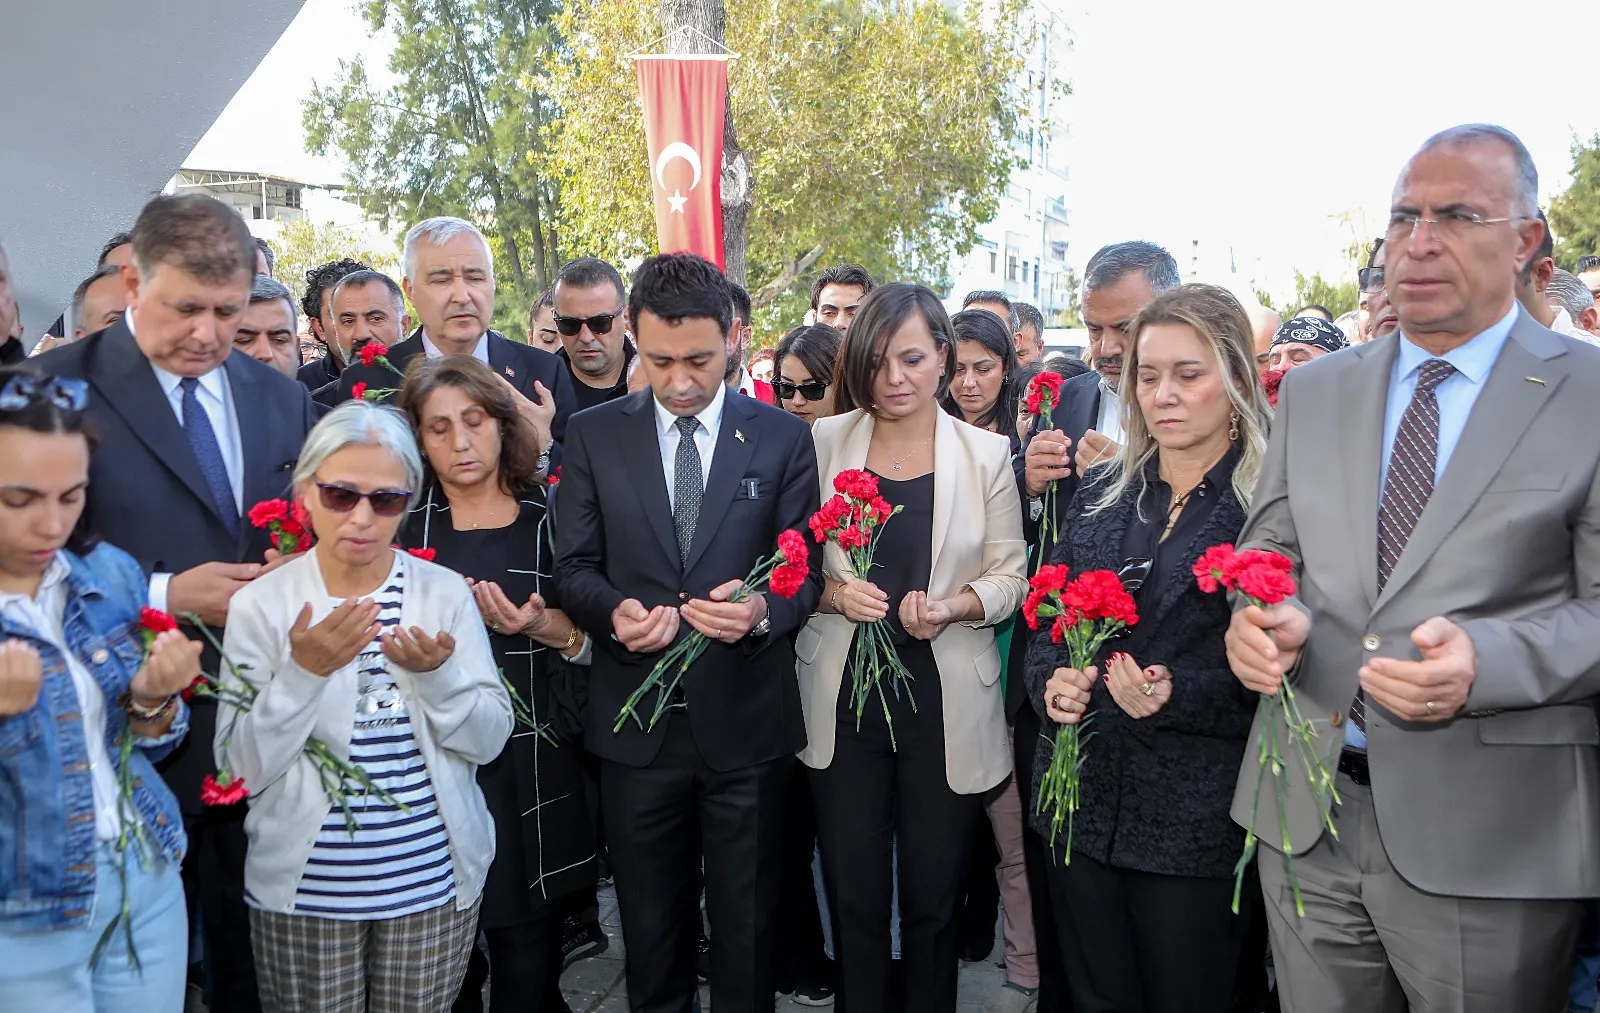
[1330,710,1345,728]
[1361,634,1380,652]
[679,591,690,601]
[91,649,110,665]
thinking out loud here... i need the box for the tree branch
[751,243,825,309]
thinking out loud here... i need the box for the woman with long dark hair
[773,324,843,426]
[943,308,1021,446]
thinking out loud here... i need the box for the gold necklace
[887,434,933,472]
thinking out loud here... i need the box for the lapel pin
[734,429,745,443]
[505,367,516,378]
[1525,376,1546,385]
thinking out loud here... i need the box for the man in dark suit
[36,194,316,1013]
[1009,240,1179,1013]
[555,252,822,1013]
[294,257,369,391]
[328,216,575,453]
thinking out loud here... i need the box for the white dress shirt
[0,556,120,841]
[735,366,758,399]
[127,311,245,612]
[422,331,491,365]
[1094,375,1126,444]
[654,383,726,511]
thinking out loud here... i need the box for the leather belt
[1338,748,1370,787]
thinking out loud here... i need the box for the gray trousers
[1260,772,1582,1013]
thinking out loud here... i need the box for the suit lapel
[1376,320,1566,608]
[1342,338,1398,613]
[929,411,958,583]
[685,394,759,574]
[89,323,222,522]
[617,393,681,571]
[484,331,527,392]
[1064,372,1100,444]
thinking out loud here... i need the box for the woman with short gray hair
[219,401,512,1013]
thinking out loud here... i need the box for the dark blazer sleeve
[543,351,576,447]
[0,336,22,364]
[552,416,627,638]
[745,420,823,658]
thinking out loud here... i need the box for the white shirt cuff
[149,572,173,614]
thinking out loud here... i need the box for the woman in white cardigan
[798,283,1027,1013]
[218,401,511,1013]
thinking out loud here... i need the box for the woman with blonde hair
[1025,283,1271,1013]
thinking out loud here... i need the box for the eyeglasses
[315,483,412,517]
[553,311,622,337]
[773,378,830,402]
[1385,211,1517,242]
[1357,267,1384,293]
[1117,557,1153,593]
[0,374,88,413]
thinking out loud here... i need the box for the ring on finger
[1425,700,1436,716]
[1051,693,1067,712]
[1140,681,1154,696]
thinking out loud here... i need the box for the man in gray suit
[1225,123,1600,1012]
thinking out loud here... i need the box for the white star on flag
[668,189,688,214]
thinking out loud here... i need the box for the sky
[187,0,1600,301]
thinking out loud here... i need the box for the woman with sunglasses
[397,356,594,1013]
[772,323,843,425]
[1025,284,1271,1013]
[0,368,203,1011]
[942,309,1021,449]
[218,400,511,1013]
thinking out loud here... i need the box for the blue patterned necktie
[180,377,240,539]
[673,416,704,566]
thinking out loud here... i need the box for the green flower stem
[1036,615,1122,862]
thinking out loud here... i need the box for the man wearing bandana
[1265,314,1348,373]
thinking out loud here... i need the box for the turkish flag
[635,57,727,269]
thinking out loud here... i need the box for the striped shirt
[291,562,457,919]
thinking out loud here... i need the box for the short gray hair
[72,264,122,334]
[1547,269,1595,319]
[1413,124,1539,219]
[292,401,424,510]
[249,274,297,329]
[403,216,493,279]
[1015,301,1045,336]
[1083,241,1181,295]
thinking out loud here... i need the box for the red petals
[200,772,249,807]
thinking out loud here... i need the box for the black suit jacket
[35,319,317,810]
[554,389,823,770]
[297,352,340,392]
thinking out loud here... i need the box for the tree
[1548,133,1600,267]
[267,219,400,309]
[302,0,562,335]
[543,0,1032,314]
[1284,270,1358,320]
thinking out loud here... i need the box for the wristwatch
[535,448,551,475]
[750,615,772,638]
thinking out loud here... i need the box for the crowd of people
[0,119,1598,1013]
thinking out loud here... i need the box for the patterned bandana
[1270,316,1347,354]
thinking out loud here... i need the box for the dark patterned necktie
[180,377,240,539]
[673,416,704,566]
[1353,357,1456,732]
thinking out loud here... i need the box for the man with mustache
[1362,240,1398,342]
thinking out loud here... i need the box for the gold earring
[1228,412,1240,441]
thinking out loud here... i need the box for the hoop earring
[1228,411,1240,442]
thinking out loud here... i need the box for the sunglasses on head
[0,374,88,413]
[316,483,412,517]
[773,378,830,401]
[553,312,622,337]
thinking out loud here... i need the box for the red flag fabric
[635,57,728,269]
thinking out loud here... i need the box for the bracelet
[124,693,177,723]
[562,626,581,652]
[829,586,840,613]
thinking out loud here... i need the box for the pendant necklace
[888,434,933,472]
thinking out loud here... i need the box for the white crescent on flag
[653,141,703,193]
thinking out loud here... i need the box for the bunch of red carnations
[1024,371,1066,566]
[248,497,312,554]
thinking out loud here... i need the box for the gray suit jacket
[1232,310,1600,899]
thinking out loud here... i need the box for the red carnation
[291,499,310,530]
[406,547,437,562]
[247,499,288,528]
[768,563,806,599]
[351,381,368,401]
[1261,368,1285,408]
[1234,561,1296,605]
[200,772,249,807]
[139,607,178,635]
[1025,371,1065,417]
[548,465,561,486]
[777,529,808,566]
[1029,563,1070,594]
[358,342,387,368]
[833,469,880,502]
[180,673,208,702]
[1193,543,1237,593]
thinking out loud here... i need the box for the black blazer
[325,329,577,447]
[296,352,340,392]
[553,389,823,771]
[1022,467,1257,877]
[35,319,318,810]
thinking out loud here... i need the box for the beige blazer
[796,408,1027,794]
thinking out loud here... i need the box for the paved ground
[560,886,1012,1012]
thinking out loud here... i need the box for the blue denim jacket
[0,544,190,932]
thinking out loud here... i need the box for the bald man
[1247,303,1281,367]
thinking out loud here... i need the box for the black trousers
[774,765,832,991]
[182,803,261,1013]
[1046,850,1243,1013]
[1015,703,1074,1013]
[451,909,570,1013]
[811,646,983,1013]
[601,714,791,1013]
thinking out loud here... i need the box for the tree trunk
[660,0,751,285]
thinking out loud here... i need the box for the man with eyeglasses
[1226,123,1600,1013]
[552,257,636,411]
[1360,240,1397,342]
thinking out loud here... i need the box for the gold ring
[1141,681,1154,696]
[1426,700,1436,715]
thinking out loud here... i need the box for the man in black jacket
[555,252,821,1013]
[36,194,317,1013]
[294,257,369,391]
[329,217,575,451]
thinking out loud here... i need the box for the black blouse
[1119,446,1242,619]
[868,470,934,645]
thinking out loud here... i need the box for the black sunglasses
[1117,556,1153,593]
[0,374,88,413]
[316,483,412,517]
[1358,267,1385,293]
[773,378,830,401]
[553,311,622,337]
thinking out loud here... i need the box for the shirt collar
[421,330,490,363]
[653,380,727,439]
[1394,302,1518,388]
[148,359,227,401]
[0,553,70,607]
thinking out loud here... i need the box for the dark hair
[96,232,133,267]
[962,289,1018,331]
[1083,241,1181,295]
[554,257,626,304]
[730,283,751,323]
[1521,208,1555,285]
[400,355,546,493]
[943,309,1019,439]
[773,324,843,409]
[1012,360,1044,405]
[532,287,555,314]
[1041,351,1090,380]
[810,265,876,310]
[837,283,956,416]
[1294,304,1333,320]
[302,258,372,324]
[1577,255,1600,273]
[71,264,123,334]
[130,195,255,285]
[1014,301,1045,336]
[253,237,276,276]
[627,252,732,338]
[0,366,99,553]
[249,274,297,323]
[1367,238,1385,269]
[331,268,404,314]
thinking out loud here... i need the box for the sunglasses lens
[368,492,410,517]
[554,316,584,337]
[801,382,828,401]
[319,485,362,512]
[585,314,616,335]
